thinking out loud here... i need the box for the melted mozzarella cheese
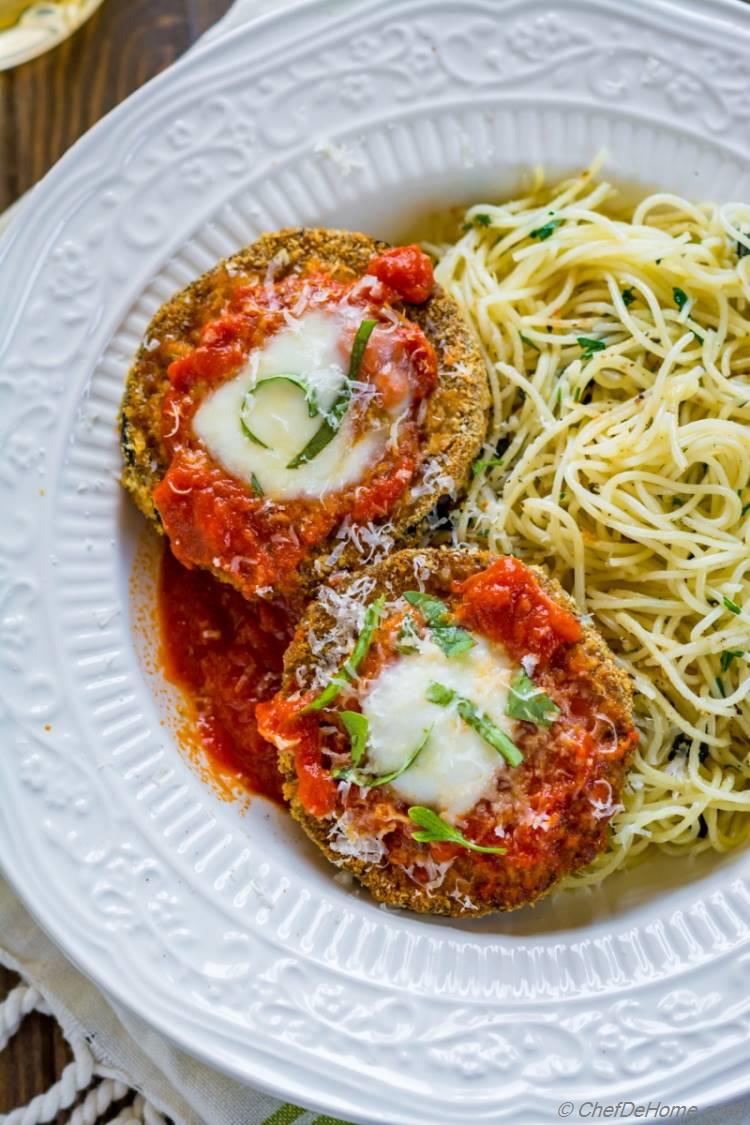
[193,309,386,501]
[361,636,516,822]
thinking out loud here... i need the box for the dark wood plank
[187,0,234,38]
[0,0,219,208]
[0,0,231,1110]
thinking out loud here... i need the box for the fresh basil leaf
[251,473,264,497]
[334,726,432,788]
[431,624,475,657]
[407,806,506,855]
[426,681,523,767]
[306,595,386,711]
[474,213,492,227]
[505,670,560,727]
[288,318,376,468]
[339,711,368,765]
[621,288,636,307]
[403,592,475,658]
[425,681,454,707]
[403,590,450,627]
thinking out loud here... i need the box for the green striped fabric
[262,1108,353,1125]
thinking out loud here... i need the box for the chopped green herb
[621,288,636,307]
[426,681,523,767]
[530,218,563,241]
[673,287,689,311]
[573,386,581,402]
[472,457,504,477]
[403,591,475,658]
[741,501,750,517]
[577,336,607,361]
[691,328,704,343]
[519,332,540,352]
[721,650,744,673]
[339,711,368,765]
[737,233,750,260]
[396,613,420,654]
[306,595,386,711]
[334,727,432,788]
[716,676,726,698]
[505,670,560,727]
[474,213,492,227]
[288,318,376,468]
[723,595,742,615]
[251,473,264,497]
[403,591,449,626]
[671,496,685,508]
[431,625,476,657]
[408,805,506,855]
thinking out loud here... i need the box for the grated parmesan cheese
[589,779,624,821]
[335,516,395,565]
[328,811,386,864]
[410,458,456,501]
[303,575,376,690]
[411,552,431,591]
[449,887,479,911]
[403,857,454,895]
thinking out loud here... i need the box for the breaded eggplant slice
[259,548,637,917]
[120,229,489,598]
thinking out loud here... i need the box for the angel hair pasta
[428,157,750,885]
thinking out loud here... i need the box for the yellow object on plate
[0,0,104,68]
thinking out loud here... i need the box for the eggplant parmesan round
[257,548,638,916]
[120,229,488,604]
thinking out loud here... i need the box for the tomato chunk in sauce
[455,556,582,665]
[368,244,435,304]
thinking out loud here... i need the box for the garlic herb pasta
[430,159,750,884]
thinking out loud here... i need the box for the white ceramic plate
[3,1,750,1121]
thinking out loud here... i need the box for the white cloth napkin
[0,1,748,1122]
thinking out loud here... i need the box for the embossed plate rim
[3,0,750,1120]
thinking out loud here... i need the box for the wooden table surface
[0,5,232,1113]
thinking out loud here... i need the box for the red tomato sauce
[154,249,437,602]
[455,555,582,665]
[158,544,294,803]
